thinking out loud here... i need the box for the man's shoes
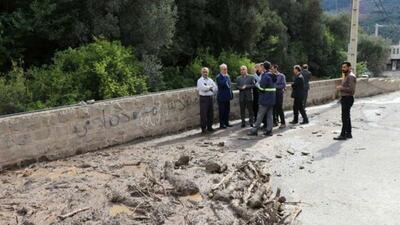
[226,124,233,127]
[248,131,258,136]
[346,134,353,139]
[241,123,246,128]
[300,120,309,125]
[273,122,279,127]
[201,130,208,135]
[207,128,216,133]
[333,135,347,141]
[289,121,298,124]
[279,124,286,129]
[219,125,227,129]
[263,131,273,136]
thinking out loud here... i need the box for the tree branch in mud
[164,161,199,196]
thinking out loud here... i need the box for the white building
[387,42,400,71]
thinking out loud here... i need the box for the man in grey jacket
[237,65,255,127]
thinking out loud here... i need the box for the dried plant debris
[0,143,300,225]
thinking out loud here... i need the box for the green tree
[29,39,148,107]
[0,65,32,114]
[119,0,177,57]
[320,13,350,77]
[358,34,390,76]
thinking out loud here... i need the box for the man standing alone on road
[197,67,218,134]
[272,64,287,128]
[249,61,276,136]
[290,65,309,125]
[216,64,234,129]
[301,64,311,108]
[237,65,255,127]
[334,62,357,141]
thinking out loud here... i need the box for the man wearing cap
[248,61,276,136]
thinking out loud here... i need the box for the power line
[371,0,400,41]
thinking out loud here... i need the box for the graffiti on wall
[72,95,199,138]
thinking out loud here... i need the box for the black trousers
[293,97,308,122]
[274,91,285,124]
[253,89,259,122]
[240,100,254,125]
[218,101,230,126]
[200,96,214,131]
[340,96,354,136]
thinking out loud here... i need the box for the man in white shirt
[197,67,218,134]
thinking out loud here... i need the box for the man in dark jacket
[272,64,286,128]
[237,65,255,127]
[249,61,276,136]
[290,65,309,125]
[252,63,267,127]
[216,63,233,129]
[301,64,311,108]
[252,63,262,122]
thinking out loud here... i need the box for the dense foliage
[0,40,147,115]
[0,0,391,115]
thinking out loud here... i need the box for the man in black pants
[334,62,357,140]
[301,64,311,108]
[290,65,309,125]
[197,67,218,134]
[252,63,267,128]
[216,64,233,129]
[272,64,286,128]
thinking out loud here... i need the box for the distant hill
[322,0,400,42]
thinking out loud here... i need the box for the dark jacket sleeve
[236,77,242,90]
[259,74,269,89]
[291,76,304,98]
[276,75,286,90]
[292,78,298,89]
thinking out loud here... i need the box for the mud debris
[0,135,300,225]
[174,155,190,167]
[205,162,228,174]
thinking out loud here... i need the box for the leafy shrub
[217,50,255,81]
[0,66,32,115]
[29,39,148,108]
[182,49,255,86]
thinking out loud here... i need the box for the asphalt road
[265,91,400,225]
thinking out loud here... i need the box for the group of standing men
[197,61,312,136]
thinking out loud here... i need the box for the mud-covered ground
[0,126,301,225]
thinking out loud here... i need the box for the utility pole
[347,0,360,74]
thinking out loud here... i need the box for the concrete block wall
[1,78,400,169]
